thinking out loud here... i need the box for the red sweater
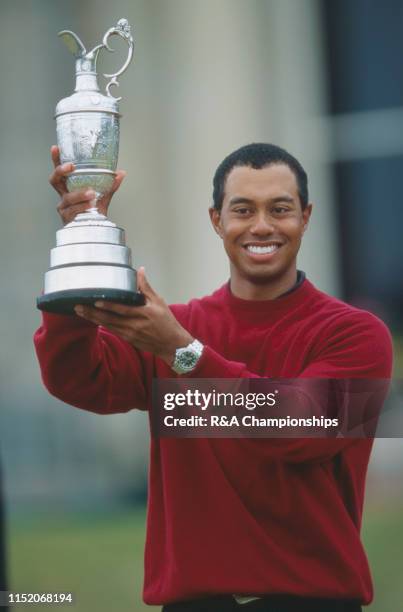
[34,279,392,605]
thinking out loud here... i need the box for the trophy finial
[58,20,134,100]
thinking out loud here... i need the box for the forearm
[34,312,149,413]
[181,344,390,464]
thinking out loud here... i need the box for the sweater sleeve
[34,312,150,414]
[187,311,393,464]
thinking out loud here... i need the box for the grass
[362,504,403,610]
[8,509,154,612]
[7,505,403,611]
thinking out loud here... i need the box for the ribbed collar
[222,273,313,315]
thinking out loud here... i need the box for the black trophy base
[37,288,145,315]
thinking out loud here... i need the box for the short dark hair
[212,143,309,211]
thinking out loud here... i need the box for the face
[210,163,312,290]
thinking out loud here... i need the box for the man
[35,143,392,612]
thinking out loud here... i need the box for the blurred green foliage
[8,505,403,611]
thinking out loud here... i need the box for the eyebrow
[228,195,295,206]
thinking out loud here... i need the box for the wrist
[160,331,194,366]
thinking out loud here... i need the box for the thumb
[137,266,156,298]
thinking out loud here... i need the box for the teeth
[247,244,279,254]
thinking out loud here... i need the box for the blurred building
[322,0,403,331]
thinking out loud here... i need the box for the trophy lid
[55,19,134,117]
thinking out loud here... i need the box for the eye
[233,207,252,215]
[272,206,289,214]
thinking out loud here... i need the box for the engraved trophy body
[37,19,144,314]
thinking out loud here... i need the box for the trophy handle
[101,19,134,100]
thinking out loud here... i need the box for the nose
[250,212,275,235]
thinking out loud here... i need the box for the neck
[229,266,298,301]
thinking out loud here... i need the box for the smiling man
[34,143,392,612]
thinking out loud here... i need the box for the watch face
[173,340,203,374]
[180,351,197,369]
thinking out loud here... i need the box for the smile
[246,244,279,254]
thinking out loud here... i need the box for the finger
[58,189,96,209]
[74,305,131,328]
[137,266,156,299]
[98,170,126,211]
[57,202,94,223]
[110,169,126,194]
[49,162,75,196]
[50,162,74,183]
[51,145,60,168]
[93,300,146,317]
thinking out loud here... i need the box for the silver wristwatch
[172,339,204,374]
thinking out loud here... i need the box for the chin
[242,266,287,285]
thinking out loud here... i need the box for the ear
[209,207,223,238]
[302,203,313,233]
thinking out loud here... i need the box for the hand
[49,145,126,225]
[74,267,194,366]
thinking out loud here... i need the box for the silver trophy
[37,19,144,314]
